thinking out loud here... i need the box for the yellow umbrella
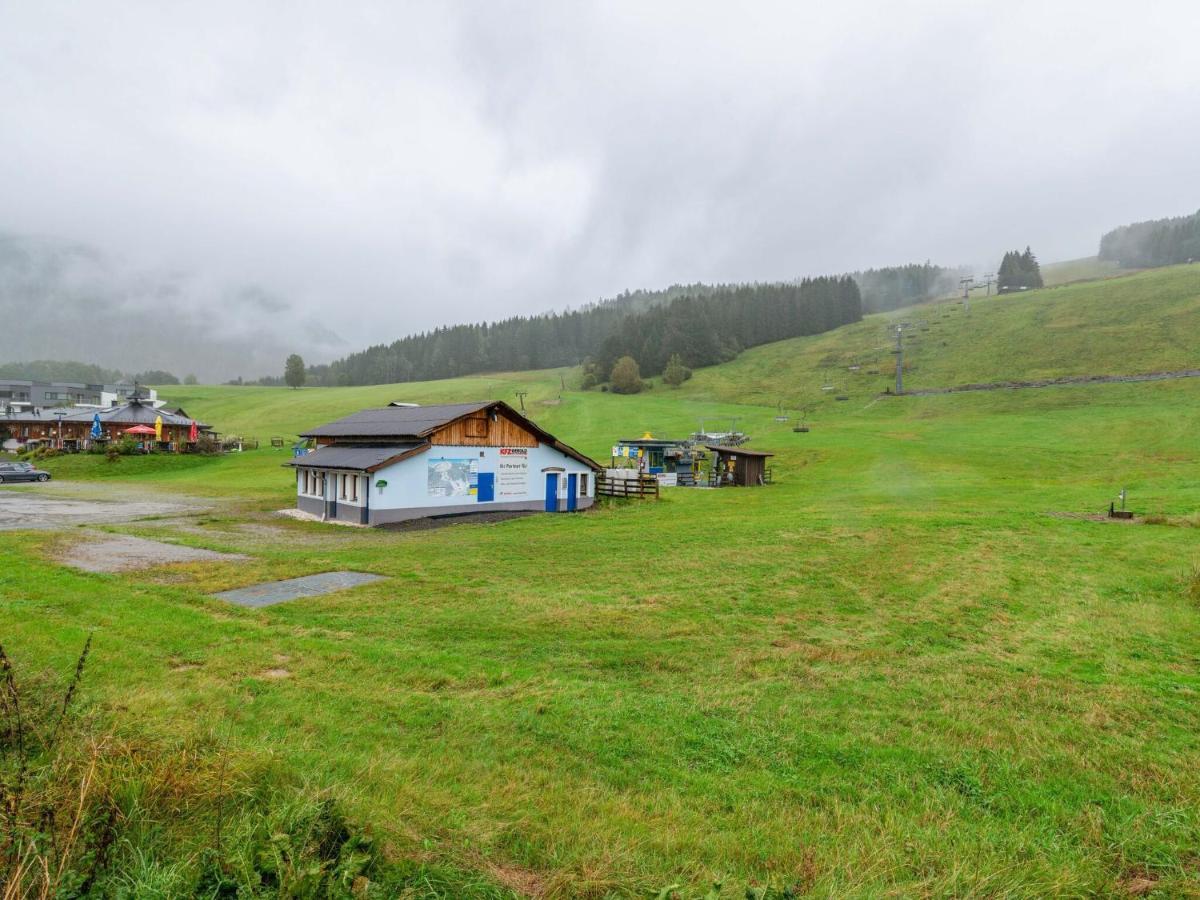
[154,415,163,442]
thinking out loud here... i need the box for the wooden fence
[596,473,660,499]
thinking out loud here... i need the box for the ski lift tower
[960,276,974,313]
[887,320,925,395]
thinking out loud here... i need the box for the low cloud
[1,1,1197,377]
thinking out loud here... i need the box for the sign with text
[497,447,530,497]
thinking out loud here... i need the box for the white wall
[296,469,367,506]
[369,442,593,511]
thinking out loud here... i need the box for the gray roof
[300,402,492,438]
[299,399,603,471]
[286,443,425,472]
[69,400,205,428]
[0,406,81,423]
[2,399,209,429]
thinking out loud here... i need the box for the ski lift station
[611,434,707,486]
[611,429,773,488]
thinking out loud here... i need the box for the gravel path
[62,533,247,572]
[0,481,210,531]
[900,369,1200,397]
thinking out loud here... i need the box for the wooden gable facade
[429,407,538,448]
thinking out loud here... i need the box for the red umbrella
[189,420,198,442]
[124,425,157,435]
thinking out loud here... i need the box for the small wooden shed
[706,445,774,487]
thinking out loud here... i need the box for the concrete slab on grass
[214,571,385,608]
[63,533,247,572]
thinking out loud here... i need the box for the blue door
[544,473,558,512]
[566,474,577,511]
[477,472,495,502]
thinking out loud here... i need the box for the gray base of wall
[369,496,594,526]
[296,494,595,527]
[297,495,324,517]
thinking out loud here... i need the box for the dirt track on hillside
[900,368,1200,397]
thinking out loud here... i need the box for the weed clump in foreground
[0,639,462,898]
[656,880,810,899]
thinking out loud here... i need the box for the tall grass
[0,642,514,899]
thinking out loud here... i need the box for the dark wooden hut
[706,445,774,486]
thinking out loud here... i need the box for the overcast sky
[3,0,1198,363]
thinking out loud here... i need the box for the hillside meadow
[4,264,1200,896]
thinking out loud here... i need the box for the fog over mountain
[0,233,344,382]
[2,1,1198,379]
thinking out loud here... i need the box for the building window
[350,476,359,502]
[304,470,324,497]
[579,473,588,496]
[466,416,489,438]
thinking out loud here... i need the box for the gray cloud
[1,0,1197,376]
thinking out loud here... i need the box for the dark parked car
[0,462,51,483]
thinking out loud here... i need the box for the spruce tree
[662,353,691,387]
[1020,246,1044,288]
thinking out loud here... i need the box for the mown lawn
[6,372,1200,896]
[1041,255,1127,287]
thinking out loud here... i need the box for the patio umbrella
[90,413,102,440]
[188,420,198,442]
[124,425,156,435]
[154,415,163,442]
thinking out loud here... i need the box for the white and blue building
[288,401,601,525]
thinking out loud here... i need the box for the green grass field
[1041,256,1128,287]
[5,265,1200,896]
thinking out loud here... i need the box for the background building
[0,379,160,411]
[0,396,209,453]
